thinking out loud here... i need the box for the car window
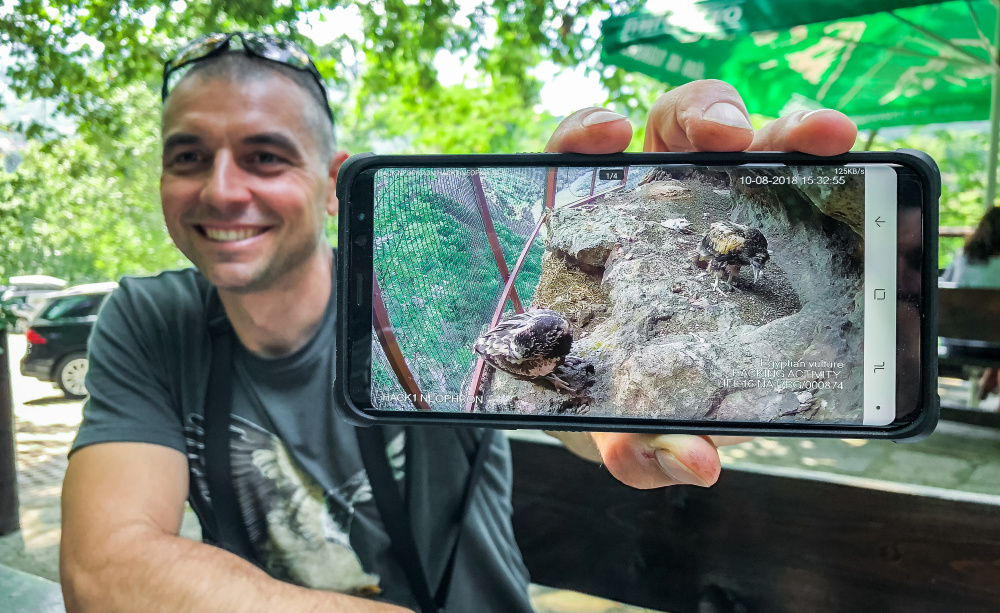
[39,294,105,320]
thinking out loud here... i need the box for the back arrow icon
[875,217,885,227]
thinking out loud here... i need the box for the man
[59,33,857,612]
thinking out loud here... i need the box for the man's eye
[254,152,283,164]
[171,151,201,165]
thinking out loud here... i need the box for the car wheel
[56,353,89,399]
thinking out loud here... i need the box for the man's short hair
[164,51,336,162]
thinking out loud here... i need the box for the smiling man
[59,33,856,613]
[158,61,344,356]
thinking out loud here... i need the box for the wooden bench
[938,287,1000,425]
[510,437,1000,613]
[938,287,1000,346]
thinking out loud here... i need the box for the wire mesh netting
[371,164,641,412]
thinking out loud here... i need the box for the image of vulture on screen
[695,221,770,294]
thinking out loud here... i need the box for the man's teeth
[203,227,265,242]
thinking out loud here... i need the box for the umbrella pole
[987,10,1000,210]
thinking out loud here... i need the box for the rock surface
[478,167,865,424]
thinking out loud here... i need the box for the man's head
[159,35,347,294]
[162,33,336,159]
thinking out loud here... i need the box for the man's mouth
[196,225,269,242]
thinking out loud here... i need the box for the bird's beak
[752,267,763,283]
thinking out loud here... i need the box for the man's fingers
[545,107,633,153]
[550,84,855,156]
[591,432,722,489]
[749,109,858,155]
[548,80,754,155]
[644,80,754,153]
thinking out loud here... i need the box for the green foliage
[860,127,995,269]
[1,0,643,142]
[0,0,653,285]
[339,76,560,155]
[0,300,18,332]
[0,84,188,284]
[325,216,339,248]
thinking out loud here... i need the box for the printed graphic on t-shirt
[184,415,406,595]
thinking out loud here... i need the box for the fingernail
[582,110,628,127]
[801,109,835,121]
[703,102,752,129]
[655,449,711,487]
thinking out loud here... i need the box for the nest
[531,252,612,334]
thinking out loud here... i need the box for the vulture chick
[473,308,578,394]
[696,221,770,293]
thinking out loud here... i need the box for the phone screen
[356,161,924,429]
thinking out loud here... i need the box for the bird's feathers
[696,221,769,287]
[473,309,573,378]
[698,222,747,259]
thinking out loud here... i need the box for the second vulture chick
[695,221,770,293]
[473,308,579,394]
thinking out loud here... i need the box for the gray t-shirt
[72,263,533,612]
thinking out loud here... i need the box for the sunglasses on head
[161,32,334,123]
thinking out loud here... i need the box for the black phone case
[336,150,940,442]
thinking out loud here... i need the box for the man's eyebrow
[163,133,201,152]
[243,133,302,155]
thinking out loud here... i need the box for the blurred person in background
[941,206,1000,401]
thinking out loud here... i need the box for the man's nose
[201,150,250,209]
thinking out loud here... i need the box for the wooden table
[510,435,1000,613]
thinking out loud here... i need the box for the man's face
[160,73,337,293]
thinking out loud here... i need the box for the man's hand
[544,79,858,490]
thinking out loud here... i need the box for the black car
[20,282,117,398]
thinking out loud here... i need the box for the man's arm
[60,442,410,613]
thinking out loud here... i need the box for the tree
[1,1,645,145]
[1,1,657,283]
[0,83,187,283]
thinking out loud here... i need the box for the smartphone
[336,151,940,441]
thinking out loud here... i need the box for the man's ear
[326,150,351,217]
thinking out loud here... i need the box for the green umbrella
[601,0,1000,205]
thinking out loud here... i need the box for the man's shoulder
[103,268,215,332]
[116,267,208,293]
[75,268,212,456]
[113,268,211,311]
